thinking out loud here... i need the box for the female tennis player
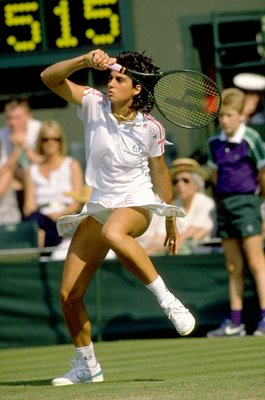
[41,48,195,385]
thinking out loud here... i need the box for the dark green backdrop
[0,253,259,348]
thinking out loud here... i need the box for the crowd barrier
[0,250,259,348]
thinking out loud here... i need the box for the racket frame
[108,63,221,129]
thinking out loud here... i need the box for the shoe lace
[68,358,85,369]
[164,300,189,317]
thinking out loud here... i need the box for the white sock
[145,275,175,305]
[75,343,97,367]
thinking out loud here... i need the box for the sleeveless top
[29,156,75,215]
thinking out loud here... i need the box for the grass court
[0,336,264,400]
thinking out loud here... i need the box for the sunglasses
[172,177,191,185]
[41,137,61,143]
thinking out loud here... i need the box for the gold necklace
[112,111,136,121]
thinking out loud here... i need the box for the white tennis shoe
[51,358,104,386]
[160,297,195,336]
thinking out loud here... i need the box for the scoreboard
[0,0,133,68]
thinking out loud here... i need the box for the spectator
[233,72,265,125]
[0,98,43,214]
[242,91,265,126]
[233,73,265,238]
[50,185,93,261]
[0,145,21,225]
[137,158,216,255]
[171,158,216,242]
[23,120,84,247]
[206,87,265,337]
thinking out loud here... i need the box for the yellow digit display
[53,0,78,48]
[84,0,120,45]
[0,0,130,68]
[4,2,41,52]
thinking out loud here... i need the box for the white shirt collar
[219,123,246,143]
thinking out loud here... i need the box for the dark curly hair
[115,51,160,113]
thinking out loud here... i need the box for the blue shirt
[207,123,265,195]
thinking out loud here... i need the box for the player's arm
[40,49,116,106]
[149,155,180,255]
[149,155,173,204]
[40,55,89,106]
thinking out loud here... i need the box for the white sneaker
[161,297,195,336]
[207,319,246,338]
[51,358,104,386]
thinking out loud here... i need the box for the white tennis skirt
[57,188,185,238]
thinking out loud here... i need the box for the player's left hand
[164,218,180,255]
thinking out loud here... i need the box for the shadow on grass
[0,379,51,386]
[134,379,164,382]
[109,379,164,384]
[0,378,164,386]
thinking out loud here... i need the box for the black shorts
[217,194,262,239]
[24,211,62,247]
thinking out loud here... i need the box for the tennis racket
[108,63,221,129]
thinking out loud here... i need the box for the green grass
[0,337,264,400]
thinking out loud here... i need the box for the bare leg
[51,217,108,385]
[60,216,110,347]
[101,207,195,336]
[56,205,195,385]
[101,207,158,284]
[222,238,245,310]
[61,206,194,347]
[243,235,265,309]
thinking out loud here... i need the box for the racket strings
[154,72,220,128]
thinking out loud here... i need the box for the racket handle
[108,63,127,74]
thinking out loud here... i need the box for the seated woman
[23,120,84,247]
[137,158,217,255]
[171,158,216,242]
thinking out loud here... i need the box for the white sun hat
[233,73,265,91]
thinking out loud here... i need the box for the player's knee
[101,224,122,248]
[60,287,82,310]
[248,261,265,275]
[226,262,243,275]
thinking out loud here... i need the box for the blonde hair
[221,88,245,114]
[35,119,68,156]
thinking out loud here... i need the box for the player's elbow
[40,69,50,86]
[40,69,62,90]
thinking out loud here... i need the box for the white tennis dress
[57,87,184,237]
